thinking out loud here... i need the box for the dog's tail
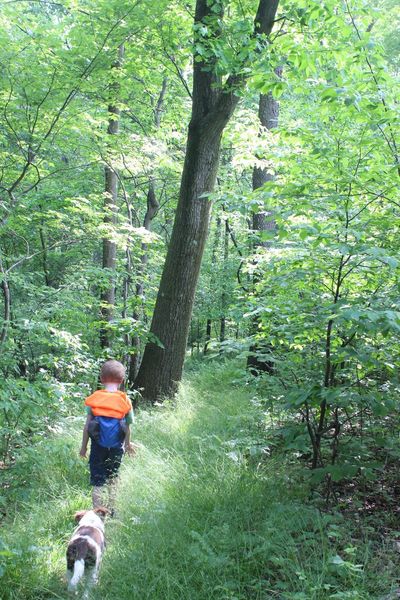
[69,559,85,590]
[67,539,88,591]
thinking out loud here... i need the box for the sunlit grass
[1,361,398,599]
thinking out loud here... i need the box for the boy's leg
[104,448,123,513]
[107,478,118,513]
[92,485,106,508]
[89,440,108,508]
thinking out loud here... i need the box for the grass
[1,361,399,599]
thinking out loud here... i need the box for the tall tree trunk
[247,68,282,375]
[128,77,168,385]
[39,225,51,287]
[0,255,10,348]
[203,214,221,355]
[128,179,160,383]
[252,68,282,246]
[135,0,280,400]
[220,216,229,344]
[204,318,212,354]
[100,44,124,349]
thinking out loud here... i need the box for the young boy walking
[80,359,135,509]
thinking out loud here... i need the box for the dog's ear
[74,510,87,523]
[94,506,110,519]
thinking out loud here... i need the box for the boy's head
[100,360,125,384]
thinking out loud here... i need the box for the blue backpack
[88,416,127,449]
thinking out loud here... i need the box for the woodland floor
[1,361,400,600]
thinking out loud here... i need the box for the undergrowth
[1,361,399,599]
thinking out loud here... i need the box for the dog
[66,507,109,592]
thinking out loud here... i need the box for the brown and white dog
[66,507,109,592]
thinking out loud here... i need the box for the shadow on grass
[0,362,381,600]
[1,422,92,600]
[92,364,346,600]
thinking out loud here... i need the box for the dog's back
[66,509,107,592]
[67,536,97,569]
[67,536,99,591]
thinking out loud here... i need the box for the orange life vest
[85,390,132,419]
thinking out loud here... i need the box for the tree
[135,0,280,400]
[100,44,125,349]
[128,76,168,384]
[247,66,282,375]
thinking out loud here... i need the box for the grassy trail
[0,362,391,599]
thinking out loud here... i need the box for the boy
[80,359,135,509]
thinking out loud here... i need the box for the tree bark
[135,0,280,400]
[204,318,212,354]
[220,216,229,345]
[128,77,168,385]
[203,215,221,355]
[39,225,51,287]
[247,67,282,375]
[0,255,10,348]
[128,179,160,382]
[252,68,282,245]
[100,44,124,349]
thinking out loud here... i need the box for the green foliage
[2,363,399,599]
[190,0,400,485]
[244,29,400,467]
[1,1,400,597]
[0,0,188,384]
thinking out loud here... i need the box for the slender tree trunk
[220,216,229,344]
[0,255,10,348]
[135,0,280,400]
[100,44,124,349]
[39,225,51,287]
[204,319,212,354]
[247,67,282,375]
[128,77,168,385]
[128,179,160,382]
[197,319,201,354]
[203,214,221,355]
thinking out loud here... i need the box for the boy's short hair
[100,360,125,383]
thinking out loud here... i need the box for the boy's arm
[124,424,136,455]
[80,413,92,458]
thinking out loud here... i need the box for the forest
[0,0,400,598]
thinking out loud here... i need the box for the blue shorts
[89,440,124,487]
